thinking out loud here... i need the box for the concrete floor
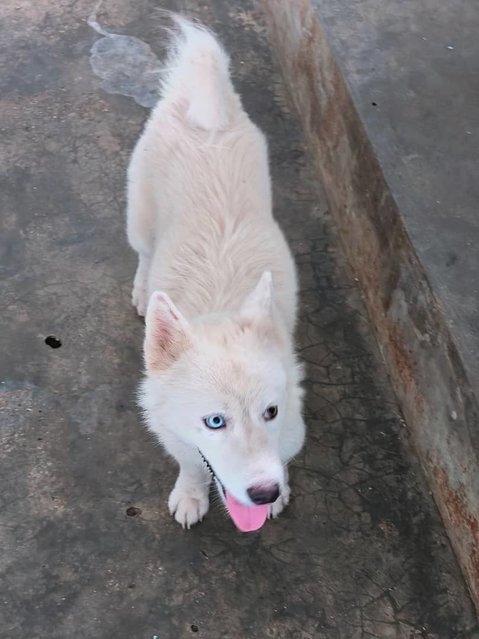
[0,1,477,637]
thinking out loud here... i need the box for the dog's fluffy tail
[161,16,237,131]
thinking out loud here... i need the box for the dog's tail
[160,16,237,131]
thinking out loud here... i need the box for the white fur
[127,16,305,528]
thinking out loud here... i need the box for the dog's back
[127,17,297,332]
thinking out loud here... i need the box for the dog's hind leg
[126,140,155,317]
[131,252,151,317]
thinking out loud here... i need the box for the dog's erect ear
[144,291,191,372]
[240,271,273,320]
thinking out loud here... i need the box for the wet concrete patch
[88,4,161,107]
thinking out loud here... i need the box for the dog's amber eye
[264,405,278,421]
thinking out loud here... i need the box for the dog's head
[140,272,294,531]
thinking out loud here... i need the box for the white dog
[126,16,305,531]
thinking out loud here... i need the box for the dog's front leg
[168,464,211,529]
[159,431,212,528]
[268,466,291,519]
[159,433,212,528]
[270,395,306,519]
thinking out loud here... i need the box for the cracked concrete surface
[259,0,479,609]
[0,0,478,637]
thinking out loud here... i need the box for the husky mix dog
[126,16,305,532]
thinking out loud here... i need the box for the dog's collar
[198,449,215,476]
[198,449,226,495]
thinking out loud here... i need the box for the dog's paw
[168,484,210,529]
[268,485,290,519]
[132,285,147,317]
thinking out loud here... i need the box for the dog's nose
[247,483,280,505]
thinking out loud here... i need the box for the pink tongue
[225,491,268,532]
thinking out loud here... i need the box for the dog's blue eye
[204,414,226,429]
